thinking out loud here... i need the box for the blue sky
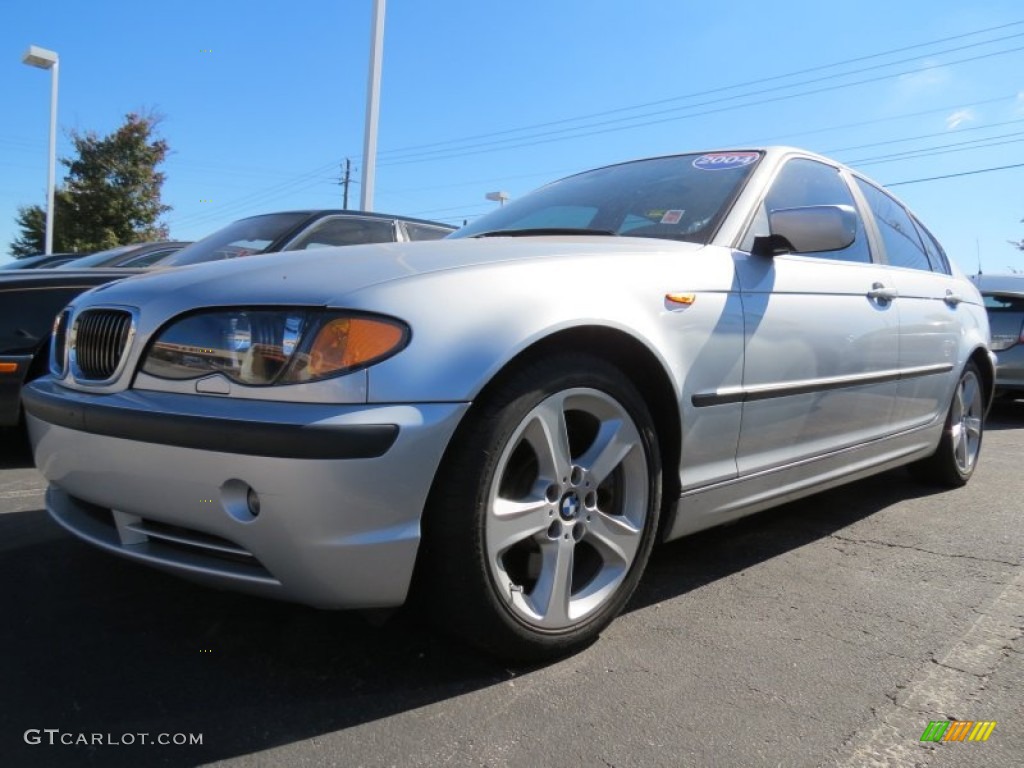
[2,0,1023,272]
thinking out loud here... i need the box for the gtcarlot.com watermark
[25,729,202,747]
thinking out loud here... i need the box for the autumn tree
[9,112,171,257]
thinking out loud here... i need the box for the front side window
[450,152,762,244]
[756,157,871,263]
[854,179,931,271]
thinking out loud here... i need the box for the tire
[418,354,662,661]
[909,361,985,487]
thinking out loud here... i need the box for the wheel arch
[968,346,996,413]
[429,324,683,529]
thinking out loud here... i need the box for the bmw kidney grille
[71,309,134,381]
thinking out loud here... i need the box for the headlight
[141,309,408,385]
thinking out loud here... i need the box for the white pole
[45,58,59,254]
[360,0,386,212]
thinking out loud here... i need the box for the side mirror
[752,204,857,258]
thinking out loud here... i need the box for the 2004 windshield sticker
[692,152,759,170]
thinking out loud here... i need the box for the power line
[885,162,1024,186]
[846,132,1024,165]
[166,158,343,228]
[823,116,1024,155]
[379,32,1024,165]
[376,44,1024,168]
[369,19,1024,161]
[387,94,1021,203]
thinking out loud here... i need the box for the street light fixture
[485,191,509,206]
[21,45,59,255]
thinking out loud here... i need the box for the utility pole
[342,158,352,209]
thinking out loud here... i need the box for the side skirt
[664,420,944,540]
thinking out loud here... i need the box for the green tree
[9,112,171,257]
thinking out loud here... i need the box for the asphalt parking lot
[1,402,1021,768]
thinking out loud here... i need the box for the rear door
[852,179,961,430]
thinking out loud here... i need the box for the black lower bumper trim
[22,381,398,460]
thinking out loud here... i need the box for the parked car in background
[1,211,453,434]
[159,210,454,266]
[24,148,993,660]
[1,252,84,270]
[56,241,191,269]
[972,274,1024,399]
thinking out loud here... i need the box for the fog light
[246,487,261,517]
[220,479,260,523]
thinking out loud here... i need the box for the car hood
[76,237,701,312]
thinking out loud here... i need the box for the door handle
[943,290,963,306]
[867,282,899,302]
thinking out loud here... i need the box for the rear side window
[288,217,396,250]
[910,217,951,275]
[983,294,1024,311]
[854,180,931,271]
[759,158,871,263]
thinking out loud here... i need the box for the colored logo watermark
[920,720,996,742]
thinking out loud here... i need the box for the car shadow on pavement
[632,466,950,613]
[985,397,1024,429]
[0,465,965,767]
[0,429,33,470]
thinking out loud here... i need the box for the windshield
[450,152,762,243]
[162,213,310,267]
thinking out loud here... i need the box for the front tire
[910,361,985,487]
[419,354,662,661]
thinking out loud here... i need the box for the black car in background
[159,210,453,266]
[55,241,191,269]
[0,210,455,434]
[1,252,84,270]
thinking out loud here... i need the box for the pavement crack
[828,534,1021,566]
[929,656,988,679]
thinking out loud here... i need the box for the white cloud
[945,109,976,130]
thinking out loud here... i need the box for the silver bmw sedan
[25,147,993,660]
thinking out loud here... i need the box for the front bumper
[25,378,469,608]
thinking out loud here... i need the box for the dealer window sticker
[692,152,760,171]
[660,209,685,225]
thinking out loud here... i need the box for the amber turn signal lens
[306,317,404,377]
[665,292,696,306]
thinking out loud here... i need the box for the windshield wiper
[473,227,619,238]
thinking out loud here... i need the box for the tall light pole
[22,45,59,255]
[360,0,385,212]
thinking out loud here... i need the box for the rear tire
[418,354,661,662]
[910,361,985,487]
